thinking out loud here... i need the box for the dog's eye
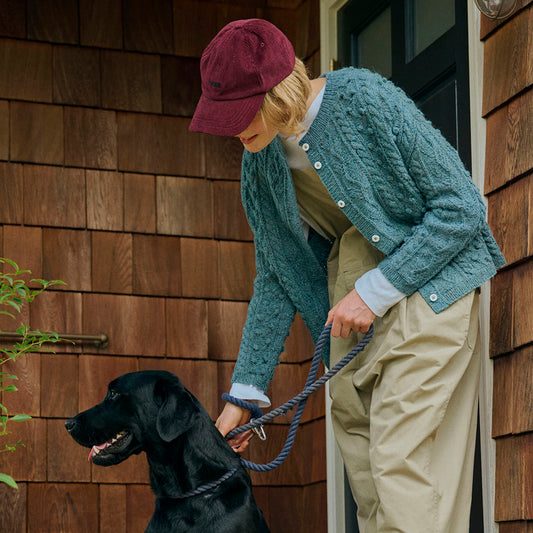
[108,390,120,400]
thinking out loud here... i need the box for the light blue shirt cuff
[229,383,271,408]
[355,268,406,317]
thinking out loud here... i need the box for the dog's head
[65,370,202,466]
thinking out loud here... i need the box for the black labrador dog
[65,370,269,533]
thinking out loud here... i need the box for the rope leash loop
[224,323,374,471]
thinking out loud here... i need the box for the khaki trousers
[328,228,480,533]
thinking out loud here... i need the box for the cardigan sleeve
[374,86,488,296]
[231,245,296,392]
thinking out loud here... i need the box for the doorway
[334,0,483,531]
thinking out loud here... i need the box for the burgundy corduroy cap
[189,19,295,137]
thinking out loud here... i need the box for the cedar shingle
[205,135,243,180]
[0,39,52,102]
[86,170,124,231]
[0,100,7,160]
[217,361,235,412]
[495,436,525,521]
[0,418,46,481]
[53,45,100,107]
[3,225,42,283]
[43,228,91,292]
[270,362,325,424]
[27,484,98,533]
[513,260,533,348]
[118,113,205,176]
[92,232,133,294]
[0,0,26,38]
[65,107,117,169]
[27,0,79,44]
[173,0,217,58]
[216,4,257,30]
[102,50,162,113]
[124,173,156,233]
[180,238,219,298]
[0,481,27,532]
[41,353,78,417]
[281,313,316,363]
[483,8,533,115]
[29,291,83,354]
[123,0,173,54]
[488,178,529,266]
[485,92,533,193]
[23,165,86,228]
[490,270,514,357]
[99,485,127,533]
[126,485,154,532]
[47,418,91,482]
[1,353,40,417]
[207,300,248,361]
[165,299,207,358]
[219,240,255,300]
[10,102,63,164]
[493,355,514,437]
[0,162,23,224]
[79,0,122,49]
[161,56,201,117]
[512,345,533,434]
[156,176,213,237]
[132,234,181,296]
[82,294,165,356]
[214,181,253,241]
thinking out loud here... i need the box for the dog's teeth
[94,448,100,455]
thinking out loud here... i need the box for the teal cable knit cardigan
[232,67,505,392]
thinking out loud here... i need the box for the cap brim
[189,92,265,136]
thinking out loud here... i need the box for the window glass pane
[413,0,455,56]
[354,7,392,79]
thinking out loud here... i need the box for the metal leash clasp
[251,421,267,441]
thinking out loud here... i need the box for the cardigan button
[314,161,322,170]
[302,143,310,151]
[429,294,438,302]
[337,200,345,208]
[371,234,380,243]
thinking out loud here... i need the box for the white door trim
[467,3,498,532]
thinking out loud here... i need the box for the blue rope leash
[223,323,374,472]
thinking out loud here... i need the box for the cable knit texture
[233,67,505,392]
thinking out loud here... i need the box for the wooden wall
[0,1,324,532]
[483,1,533,530]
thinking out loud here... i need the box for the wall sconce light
[474,0,518,19]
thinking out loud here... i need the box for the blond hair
[260,58,311,136]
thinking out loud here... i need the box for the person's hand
[216,402,254,453]
[326,288,376,337]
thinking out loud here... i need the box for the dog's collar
[174,467,238,499]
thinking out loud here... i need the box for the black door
[336,1,482,531]
[337,0,471,165]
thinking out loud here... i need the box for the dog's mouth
[88,430,133,462]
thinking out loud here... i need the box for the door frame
[319,1,497,531]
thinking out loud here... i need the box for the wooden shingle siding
[0,1,324,531]
[484,2,533,528]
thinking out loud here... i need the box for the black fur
[65,370,269,532]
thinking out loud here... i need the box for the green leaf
[9,414,31,422]
[3,385,17,392]
[0,473,18,489]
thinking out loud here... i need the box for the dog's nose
[65,419,76,432]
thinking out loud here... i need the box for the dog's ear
[154,378,199,442]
